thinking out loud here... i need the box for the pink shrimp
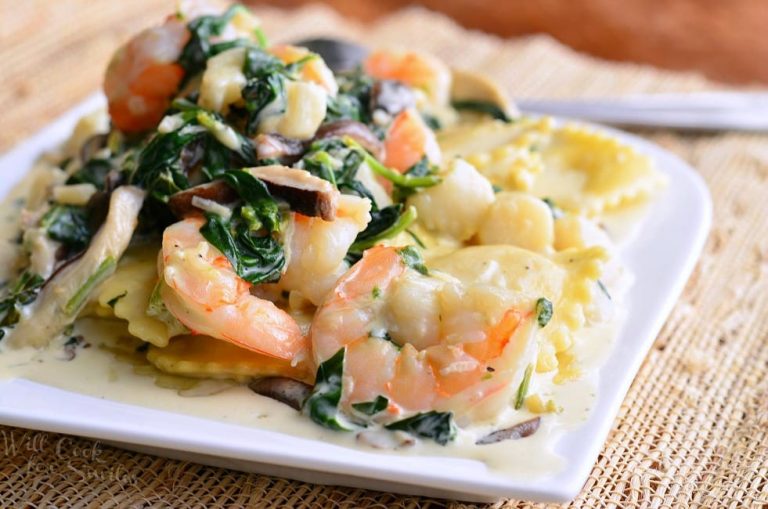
[160,217,306,361]
[364,49,451,106]
[104,17,190,133]
[309,246,535,421]
[383,107,442,172]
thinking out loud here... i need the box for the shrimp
[364,49,451,106]
[160,217,306,361]
[104,17,190,133]
[309,246,537,423]
[270,44,338,96]
[383,108,442,173]
[272,194,372,306]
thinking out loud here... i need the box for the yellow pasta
[96,246,184,347]
[147,335,314,383]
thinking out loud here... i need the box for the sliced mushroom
[248,377,312,411]
[168,166,339,221]
[314,120,384,160]
[450,68,519,119]
[247,165,339,221]
[370,80,416,117]
[475,416,541,445]
[253,133,305,164]
[7,186,145,349]
[168,181,239,218]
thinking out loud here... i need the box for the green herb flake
[385,411,456,445]
[107,291,128,308]
[542,198,564,219]
[397,245,428,276]
[372,286,381,299]
[514,363,534,410]
[535,297,553,328]
[597,280,612,301]
[352,395,389,416]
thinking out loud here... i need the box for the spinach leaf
[514,363,534,410]
[178,5,243,78]
[242,73,285,136]
[0,271,45,332]
[304,347,355,431]
[219,170,280,232]
[200,213,284,285]
[397,245,428,276]
[326,93,365,123]
[350,205,417,252]
[451,100,512,123]
[240,48,287,136]
[41,205,92,252]
[352,395,389,416]
[344,137,441,190]
[66,159,112,189]
[597,280,612,301]
[385,411,456,445]
[326,70,372,123]
[535,297,553,327]
[131,127,203,202]
[392,156,437,202]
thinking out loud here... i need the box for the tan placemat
[1,2,768,507]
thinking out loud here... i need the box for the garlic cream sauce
[0,164,633,479]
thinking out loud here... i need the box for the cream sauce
[0,160,628,480]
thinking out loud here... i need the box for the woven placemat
[1,2,767,507]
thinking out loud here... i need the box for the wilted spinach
[385,411,456,445]
[200,213,284,285]
[178,5,245,79]
[41,205,92,252]
[66,159,112,189]
[304,347,355,431]
[0,271,45,334]
[352,395,389,416]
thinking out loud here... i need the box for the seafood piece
[160,217,305,360]
[277,194,371,306]
[383,108,442,172]
[270,44,338,96]
[310,246,538,422]
[104,17,190,132]
[364,49,451,106]
[198,46,248,114]
[407,159,494,241]
[258,80,327,140]
[477,192,555,253]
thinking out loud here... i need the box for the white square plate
[0,95,711,503]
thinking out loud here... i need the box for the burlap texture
[1,2,767,507]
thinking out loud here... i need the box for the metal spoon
[294,37,768,132]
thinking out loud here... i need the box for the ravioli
[147,335,313,383]
[96,246,183,348]
[535,125,667,215]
